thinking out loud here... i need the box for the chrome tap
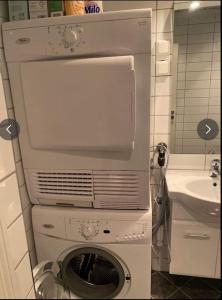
[210,159,221,178]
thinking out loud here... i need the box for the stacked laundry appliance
[2,8,152,299]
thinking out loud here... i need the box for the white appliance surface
[3,9,151,208]
[32,205,152,299]
[21,56,135,151]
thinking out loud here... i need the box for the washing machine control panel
[66,218,150,242]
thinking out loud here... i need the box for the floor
[151,271,221,299]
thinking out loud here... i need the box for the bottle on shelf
[64,1,85,16]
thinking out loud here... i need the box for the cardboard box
[28,0,48,19]
[8,0,29,21]
[48,0,64,17]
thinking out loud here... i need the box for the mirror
[171,2,220,154]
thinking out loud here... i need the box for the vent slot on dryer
[28,170,148,209]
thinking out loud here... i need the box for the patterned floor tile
[167,288,192,299]
[160,271,193,288]
[151,272,177,299]
[181,277,220,299]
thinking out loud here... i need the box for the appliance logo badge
[16,37,31,45]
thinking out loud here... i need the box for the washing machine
[32,205,152,299]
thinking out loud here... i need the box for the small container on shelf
[48,0,64,17]
[84,1,103,14]
[8,0,29,21]
[64,1,85,16]
[28,0,48,19]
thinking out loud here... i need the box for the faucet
[210,159,221,178]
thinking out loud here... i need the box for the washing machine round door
[59,247,129,299]
[33,261,71,299]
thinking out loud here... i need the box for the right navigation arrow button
[205,124,211,135]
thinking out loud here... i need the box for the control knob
[63,29,78,48]
[81,224,97,239]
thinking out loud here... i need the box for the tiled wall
[0,2,35,298]
[173,7,220,154]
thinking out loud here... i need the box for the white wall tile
[176,98,184,107]
[0,174,22,228]
[211,79,220,89]
[187,52,212,63]
[155,76,171,96]
[178,54,186,63]
[212,61,220,70]
[150,96,155,115]
[175,25,187,35]
[213,42,220,52]
[185,89,210,98]
[150,115,155,135]
[157,1,173,9]
[154,116,170,134]
[186,71,211,80]
[187,43,213,53]
[215,22,220,33]
[157,9,172,33]
[174,34,187,44]
[168,154,205,170]
[103,1,157,11]
[213,51,220,61]
[178,72,185,80]
[13,254,33,299]
[6,215,28,269]
[155,96,170,115]
[185,80,210,89]
[152,10,156,33]
[184,105,208,115]
[185,97,208,106]
[186,62,212,72]
[188,33,213,44]
[214,33,220,43]
[210,89,220,97]
[177,80,185,89]
[178,63,186,72]
[188,23,214,34]
[183,114,207,123]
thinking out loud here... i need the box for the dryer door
[20,56,135,151]
[59,247,129,299]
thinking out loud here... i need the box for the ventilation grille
[29,170,148,209]
[93,172,139,197]
[34,171,93,197]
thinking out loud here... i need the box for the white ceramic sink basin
[166,170,220,222]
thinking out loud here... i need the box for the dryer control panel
[48,24,85,55]
[65,218,150,243]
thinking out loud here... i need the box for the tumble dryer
[32,205,152,299]
[2,9,151,209]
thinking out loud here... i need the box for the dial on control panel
[63,29,78,48]
[81,224,97,239]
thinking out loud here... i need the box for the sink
[166,170,220,222]
[186,178,220,203]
